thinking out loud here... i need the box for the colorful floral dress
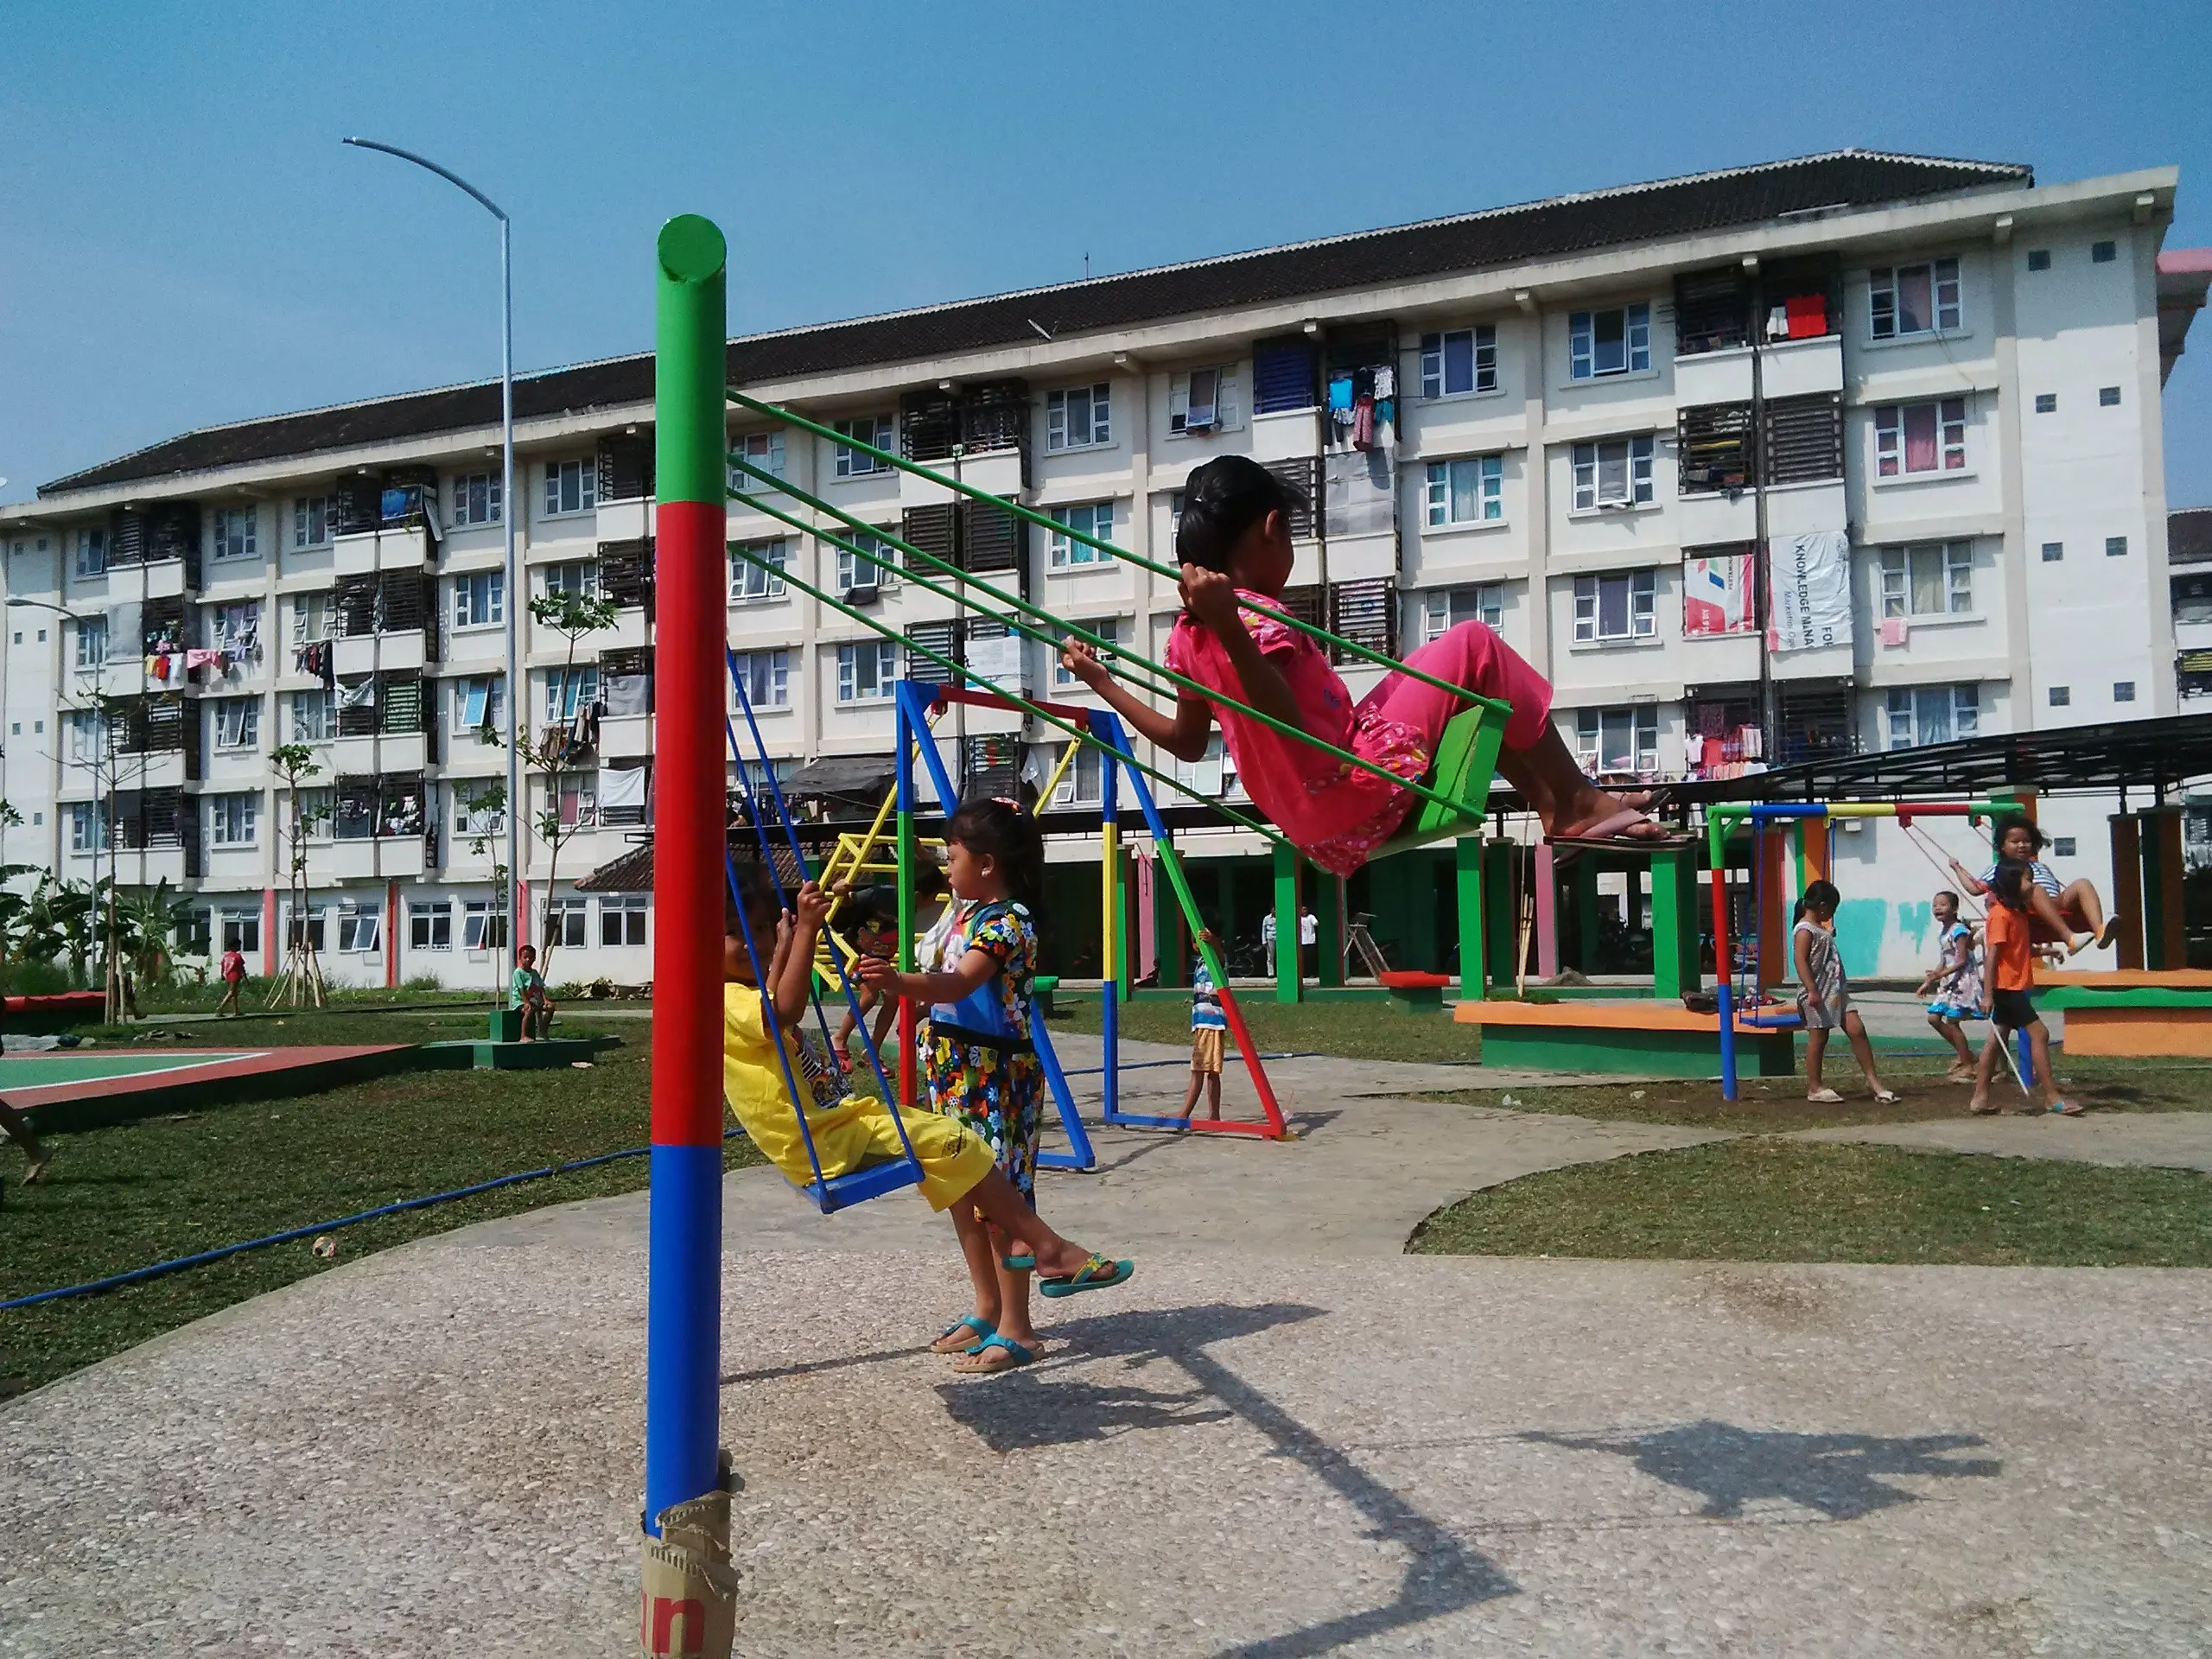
[1926,919,1986,1021]
[918,900,1045,1199]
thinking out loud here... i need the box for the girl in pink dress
[1059,455,1674,876]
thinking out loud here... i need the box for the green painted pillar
[1649,845,1701,999]
[1273,840,1302,1003]
[1315,870,1345,988]
[1112,843,1134,1001]
[1483,841,1520,989]
[1572,857,1600,971]
[1454,836,1484,1001]
[1154,840,1186,988]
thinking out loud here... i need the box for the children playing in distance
[1057,454,1675,877]
[1946,813,2117,954]
[1916,888,1986,1081]
[1971,860,2080,1115]
[853,798,1130,1372]
[1792,880,1899,1104]
[1174,931,1227,1125]
[723,861,1133,1370]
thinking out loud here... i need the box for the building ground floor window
[410,899,453,950]
[599,893,648,946]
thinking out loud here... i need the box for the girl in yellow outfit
[722,866,1132,1368]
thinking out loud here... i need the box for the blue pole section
[1101,720,1121,1125]
[1032,1017,1098,1171]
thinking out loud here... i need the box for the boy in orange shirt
[1971,861,2079,1116]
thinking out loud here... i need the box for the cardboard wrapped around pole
[639,1488,739,1657]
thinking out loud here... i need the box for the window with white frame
[454,675,506,734]
[75,527,108,578]
[545,665,600,722]
[1174,733,1230,798]
[1054,617,1125,687]
[1421,585,1504,644]
[207,791,259,847]
[283,905,325,953]
[543,560,601,600]
[454,789,505,836]
[836,530,898,593]
[220,906,260,955]
[545,897,588,950]
[452,471,502,527]
[836,640,897,702]
[1568,303,1651,379]
[291,591,335,645]
[463,900,507,951]
[289,689,336,742]
[206,600,260,653]
[543,457,596,517]
[1046,385,1111,452]
[74,617,108,670]
[1878,542,1974,618]
[1573,706,1659,776]
[1874,399,1967,477]
[728,430,786,490]
[338,901,381,953]
[289,787,333,842]
[1869,257,1961,339]
[410,900,452,950]
[832,414,895,478]
[1420,326,1498,397]
[64,708,107,764]
[1053,743,1104,806]
[453,569,504,630]
[601,893,649,946]
[1169,366,1241,435]
[1048,501,1115,568]
[1573,570,1658,643]
[729,538,787,601]
[1885,683,1979,749]
[212,696,260,750]
[731,650,790,709]
[211,507,257,562]
[1424,455,1503,525]
[293,495,334,548]
[68,801,108,854]
[556,775,597,829]
[1570,436,1656,510]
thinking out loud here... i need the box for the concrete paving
[1792,1109,2212,1172]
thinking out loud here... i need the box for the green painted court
[0,1051,265,1088]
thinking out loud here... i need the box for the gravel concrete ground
[1794,1110,2212,1172]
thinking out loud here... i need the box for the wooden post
[1273,840,1302,1003]
[1454,836,1485,1002]
[1649,844,1701,1000]
[1795,817,1832,892]
[2140,806,2186,971]
[2110,814,2145,971]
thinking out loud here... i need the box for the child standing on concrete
[1793,880,1899,1105]
[1175,931,1227,1124]
[1971,861,2079,1116]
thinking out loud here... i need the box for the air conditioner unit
[844,582,880,605]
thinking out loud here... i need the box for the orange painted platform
[1452,1000,1789,1037]
[2055,1007,2212,1058]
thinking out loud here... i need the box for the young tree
[267,742,331,1007]
[524,590,619,986]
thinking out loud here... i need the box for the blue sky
[3,1,2209,506]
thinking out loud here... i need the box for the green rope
[725,387,1510,715]
[723,454,1488,824]
[721,537,1292,849]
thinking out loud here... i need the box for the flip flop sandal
[953,1334,1035,1374]
[2051,1100,2085,1116]
[1001,1253,1035,1272]
[1038,1256,1135,1299]
[1805,1088,1845,1104]
[931,1314,995,1354]
[1970,1101,2002,1115]
[1546,808,1698,850]
[1872,1090,1902,1104]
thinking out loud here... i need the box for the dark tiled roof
[2171,506,2212,566]
[45,149,2029,496]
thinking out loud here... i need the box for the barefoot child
[1971,861,2079,1116]
[1058,454,1675,877]
[1947,814,2115,955]
[855,800,1122,1372]
[1915,889,1984,1080]
[1174,931,1226,1124]
[217,944,247,1017]
[510,944,554,1041]
[1793,880,1899,1104]
[724,867,1133,1358]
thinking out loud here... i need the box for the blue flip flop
[1038,1255,1135,1299]
[954,1333,1035,1372]
[1001,1253,1036,1272]
[932,1313,995,1353]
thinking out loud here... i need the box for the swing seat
[1370,702,1509,860]
[794,1156,924,1216]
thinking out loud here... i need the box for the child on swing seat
[1058,454,1676,876]
[722,865,1134,1362]
[1946,813,2116,955]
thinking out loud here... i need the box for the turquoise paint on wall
[1896,899,1933,957]
[1834,899,1887,978]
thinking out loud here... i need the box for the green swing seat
[1370,700,1510,860]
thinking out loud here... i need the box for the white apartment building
[3,149,2205,987]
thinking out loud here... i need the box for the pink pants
[1357,622,1554,754]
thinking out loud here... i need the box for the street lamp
[342,137,520,957]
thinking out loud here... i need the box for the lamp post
[342,137,520,960]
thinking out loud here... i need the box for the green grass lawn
[0,1014,759,1401]
[1409,1139,2212,1268]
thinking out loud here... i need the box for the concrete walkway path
[1790,1109,2212,1172]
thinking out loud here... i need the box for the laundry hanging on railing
[337,677,377,709]
[603,671,650,716]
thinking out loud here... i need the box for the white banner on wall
[1766,530,1853,653]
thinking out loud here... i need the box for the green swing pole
[726,465,1498,824]
[726,388,1497,709]
[724,539,1293,849]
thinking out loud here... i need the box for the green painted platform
[420,1038,607,1071]
[1473,1022,1796,1078]
[0,1050,261,1086]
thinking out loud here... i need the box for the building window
[1869,257,1961,338]
[73,618,107,670]
[292,592,335,645]
[454,790,505,836]
[1570,436,1656,511]
[545,898,588,950]
[207,600,261,655]
[832,414,895,478]
[2050,685,2071,707]
[2107,536,2128,557]
[212,696,260,750]
[543,560,601,600]
[452,472,502,526]
[2114,681,2137,702]
[212,507,257,562]
[463,900,508,951]
[545,665,600,722]
[2100,386,2122,408]
[220,907,261,955]
[543,458,597,517]
[729,538,787,601]
[1573,706,1659,776]
[1048,502,1115,569]
[75,527,108,578]
[1568,303,1650,379]
[454,675,506,734]
[410,901,452,950]
[338,902,381,953]
[1169,366,1240,435]
[1052,743,1104,807]
[731,649,790,709]
[2034,393,2056,414]
[728,430,786,490]
[2042,542,2063,563]
[294,496,334,548]
[601,893,649,947]
[2053,836,2078,857]
[68,801,108,854]
[207,791,259,847]
[1873,399,1967,477]
[289,689,337,742]
[1420,326,1497,398]
[2027,249,2051,271]
[556,776,597,829]
[1054,618,1124,687]
[836,640,897,703]
[64,709,106,764]
[1046,385,1111,452]
[454,570,505,630]
[1421,585,1504,644]
[1573,570,1657,643]
[2092,240,2117,264]
[1885,684,1979,749]
[835,530,898,593]
[1424,455,1503,525]
[289,787,333,841]
[1878,542,1974,617]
